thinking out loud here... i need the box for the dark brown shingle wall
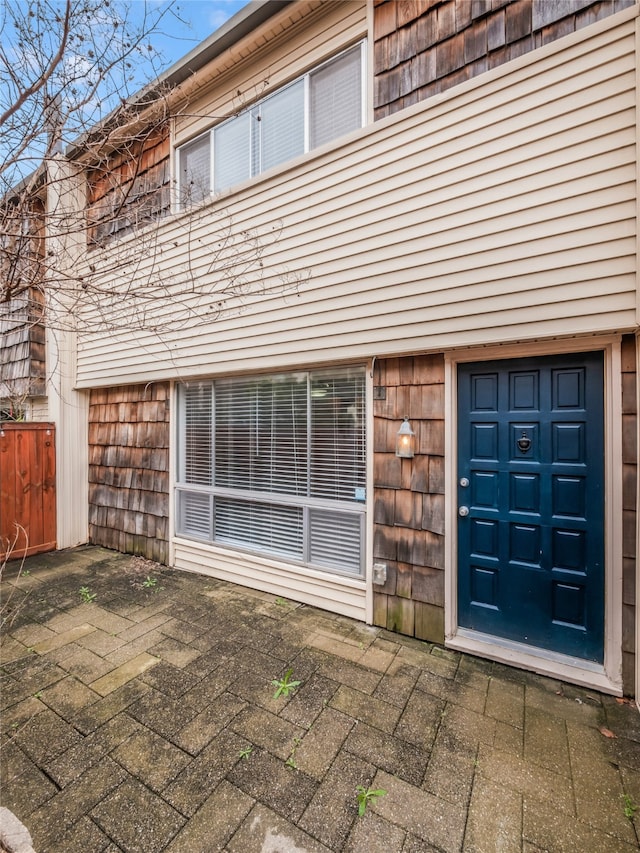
[373,0,635,118]
[88,383,169,563]
[372,354,446,641]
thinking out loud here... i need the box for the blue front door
[457,352,604,663]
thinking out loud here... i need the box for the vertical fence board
[0,423,56,560]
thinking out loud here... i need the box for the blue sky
[153,0,250,71]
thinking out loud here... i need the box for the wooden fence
[0,423,56,560]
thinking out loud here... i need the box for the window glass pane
[214,373,308,495]
[310,46,362,149]
[177,367,366,576]
[215,497,303,559]
[259,80,305,172]
[180,135,211,205]
[309,508,362,574]
[178,491,212,538]
[310,369,366,502]
[214,112,251,193]
[181,382,213,484]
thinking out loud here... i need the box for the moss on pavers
[228,748,318,823]
[330,684,402,734]
[45,712,141,787]
[171,692,247,755]
[70,678,150,735]
[230,706,306,760]
[139,660,201,700]
[27,757,127,851]
[394,688,445,751]
[162,730,249,818]
[422,733,477,809]
[0,740,57,820]
[165,779,254,853]
[484,676,525,728]
[523,795,640,853]
[464,775,522,853]
[298,750,376,851]
[91,775,186,852]
[345,721,430,786]
[291,707,354,780]
[567,720,639,844]
[3,547,639,853]
[279,671,340,729]
[523,706,571,777]
[370,769,466,852]
[56,646,115,684]
[126,686,202,739]
[39,815,113,853]
[90,651,159,696]
[10,707,83,765]
[38,675,100,720]
[111,726,191,792]
[343,809,406,853]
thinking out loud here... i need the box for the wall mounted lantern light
[395,417,416,458]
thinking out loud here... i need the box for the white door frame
[444,336,623,696]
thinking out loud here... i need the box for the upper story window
[177,42,365,205]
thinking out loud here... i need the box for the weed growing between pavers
[355,784,387,817]
[271,668,301,699]
[78,586,96,604]
[623,793,638,820]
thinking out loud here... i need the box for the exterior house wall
[76,5,637,387]
[373,0,635,117]
[372,354,446,642]
[86,125,170,246]
[1,196,46,411]
[32,1,636,696]
[88,383,170,563]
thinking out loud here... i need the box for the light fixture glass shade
[395,417,415,458]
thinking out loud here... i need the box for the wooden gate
[0,423,56,560]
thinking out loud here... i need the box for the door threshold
[448,628,622,696]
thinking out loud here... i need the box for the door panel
[457,352,604,663]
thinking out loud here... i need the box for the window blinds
[179,136,211,204]
[309,46,362,149]
[180,43,364,201]
[177,367,366,576]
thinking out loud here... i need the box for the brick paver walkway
[1,547,639,852]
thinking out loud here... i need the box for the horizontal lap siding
[77,10,637,387]
[173,539,367,622]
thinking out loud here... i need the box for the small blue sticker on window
[355,487,366,502]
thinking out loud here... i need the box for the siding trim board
[173,538,367,622]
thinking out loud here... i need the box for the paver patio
[1,546,639,852]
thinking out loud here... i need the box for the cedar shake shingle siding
[372,354,446,642]
[88,383,170,563]
[373,0,636,117]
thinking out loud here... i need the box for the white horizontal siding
[77,7,638,387]
[173,538,367,621]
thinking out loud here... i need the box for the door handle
[459,506,469,517]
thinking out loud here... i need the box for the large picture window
[178,43,364,203]
[176,366,367,576]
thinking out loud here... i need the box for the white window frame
[175,367,367,578]
[176,41,366,205]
